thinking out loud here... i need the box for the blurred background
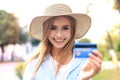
[0,0,120,80]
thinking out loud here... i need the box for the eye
[50,25,56,30]
[63,25,70,30]
[63,27,69,30]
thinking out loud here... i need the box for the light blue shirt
[23,52,90,80]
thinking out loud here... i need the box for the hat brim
[30,13,91,40]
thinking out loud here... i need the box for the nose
[56,30,63,37]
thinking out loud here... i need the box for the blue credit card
[74,43,97,58]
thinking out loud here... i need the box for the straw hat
[30,4,91,40]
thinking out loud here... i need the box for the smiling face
[48,16,72,49]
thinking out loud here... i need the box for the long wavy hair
[24,15,76,76]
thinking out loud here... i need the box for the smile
[54,38,65,42]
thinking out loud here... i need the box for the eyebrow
[63,25,70,27]
[51,25,57,27]
[51,24,70,27]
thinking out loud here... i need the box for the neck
[51,47,62,58]
[51,47,73,64]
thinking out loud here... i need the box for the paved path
[101,61,120,70]
[0,62,20,80]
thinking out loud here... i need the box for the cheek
[48,32,54,39]
[64,30,71,37]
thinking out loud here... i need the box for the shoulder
[25,54,51,69]
[23,58,38,80]
[24,58,39,75]
[27,58,38,68]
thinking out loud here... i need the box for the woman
[23,4,102,80]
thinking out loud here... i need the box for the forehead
[53,16,71,25]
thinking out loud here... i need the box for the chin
[53,45,65,49]
[54,46,64,49]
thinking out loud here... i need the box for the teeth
[55,39,64,42]
[55,39,63,42]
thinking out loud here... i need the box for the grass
[93,69,120,80]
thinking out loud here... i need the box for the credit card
[74,43,97,58]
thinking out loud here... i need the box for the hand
[80,50,103,80]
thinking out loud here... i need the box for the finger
[84,60,93,71]
[89,53,102,64]
[86,60,98,75]
[90,58,101,69]
[89,58,101,74]
[92,50,103,59]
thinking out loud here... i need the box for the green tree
[97,40,111,61]
[0,10,20,61]
[18,27,29,44]
[100,24,120,68]
[113,0,120,13]
[30,38,40,46]
[78,38,91,43]
[117,42,120,52]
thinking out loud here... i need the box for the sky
[0,0,120,43]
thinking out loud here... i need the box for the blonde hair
[23,15,76,76]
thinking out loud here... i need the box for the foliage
[98,23,120,60]
[0,10,20,45]
[30,38,40,46]
[97,42,112,61]
[18,28,29,44]
[0,10,21,61]
[15,62,24,80]
[78,38,91,43]
[113,0,120,13]
[117,42,120,52]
